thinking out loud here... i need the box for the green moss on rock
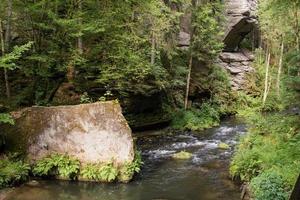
[172,151,193,160]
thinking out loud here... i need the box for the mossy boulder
[172,151,193,160]
[2,101,135,182]
[218,142,230,149]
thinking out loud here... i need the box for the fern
[32,154,80,179]
[0,157,30,188]
[99,163,118,182]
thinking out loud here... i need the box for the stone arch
[223,0,258,52]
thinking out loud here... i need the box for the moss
[172,151,192,160]
[218,142,230,149]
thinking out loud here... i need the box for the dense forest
[0,0,299,200]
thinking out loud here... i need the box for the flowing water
[4,117,246,200]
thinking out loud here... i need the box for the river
[4,117,246,200]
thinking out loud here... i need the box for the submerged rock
[4,101,134,167]
[172,151,192,160]
[218,142,230,149]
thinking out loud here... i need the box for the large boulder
[4,101,134,166]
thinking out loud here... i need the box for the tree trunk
[293,4,300,51]
[290,174,300,200]
[276,39,284,98]
[0,20,11,99]
[151,31,156,66]
[262,52,271,106]
[1,0,12,99]
[77,0,83,54]
[184,56,192,110]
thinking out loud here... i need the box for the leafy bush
[80,163,100,180]
[32,154,80,179]
[230,147,262,181]
[80,92,92,104]
[0,113,14,125]
[230,112,300,198]
[172,102,220,131]
[119,150,143,182]
[123,150,143,175]
[99,163,118,182]
[250,171,289,200]
[0,157,30,188]
[80,163,118,182]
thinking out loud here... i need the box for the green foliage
[99,163,118,182]
[0,157,30,188]
[80,163,100,180]
[122,150,143,176]
[250,171,289,200]
[32,154,80,179]
[0,113,14,125]
[0,42,33,70]
[172,102,220,131]
[230,112,300,198]
[80,92,92,104]
[80,163,118,182]
[191,2,224,62]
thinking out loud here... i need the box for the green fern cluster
[80,151,143,183]
[121,150,143,177]
[32,154,80,179]
[80,163,118,182]
[0,157,30,188]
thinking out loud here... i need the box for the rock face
[218,50,255,90]
[224,0,258,51]
[4,101,134,166]
[219,0,257,90]
[175,1,257,92]
[177,0,258,51]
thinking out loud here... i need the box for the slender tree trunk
[263,52,271,106]
[290,174,300,200]
[1,0,12,99]
[5,0,12,48]
[293,5,300,51]
[276,39,284,98]
[151,31,156,66]
[184,56,192,110]
[0,21,11,99]
[77,0,83,54]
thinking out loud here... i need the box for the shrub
[80,163,100,180]
[119,150,143,182]
[0,157,30,188]
[80,163,118,182]
[250,171,289,200]
[230,112,300,199]
[230,148,262,181]
[99,163,118,182]
[32,154,80,179]
[172,102,221,131]
[0,113,14,125]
